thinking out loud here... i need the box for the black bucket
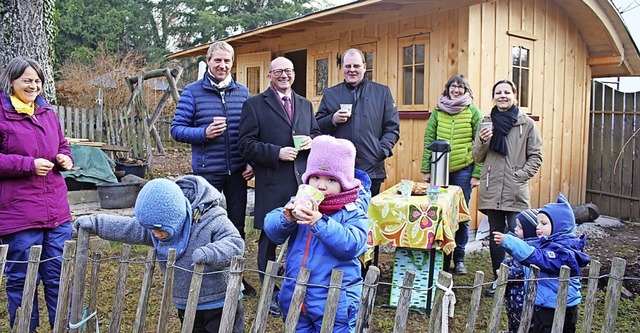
[96,182,142,209]
[115,159,148,178]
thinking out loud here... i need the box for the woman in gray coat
[473,79,542,295]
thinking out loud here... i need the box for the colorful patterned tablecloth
[365,183,470,261]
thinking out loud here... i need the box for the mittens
[192,246,215,265]
[73,216,95,232]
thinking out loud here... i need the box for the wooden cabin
[168,0,640,228]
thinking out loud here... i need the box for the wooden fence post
[53,240,77,333]
[70,228,90,333]
[518,264,540,333]
[464,270,485,333]
[14,245,42,333]
[551,265,571,332]
[355,265,380,333]
[285,266,311,333]
[601,257,627,333]
[427,270,453,333]
[87,250,102,333]
[180,263,205,333]
[109,244,132,333]
[133,248,157,332]
[486,263,509,333]
[392,269,415,333]
[320,269,345,333]
[0,245,8,284]
[157,249,177,333]
[581,260,602,333]
[219,256,245,333]
[251,260,280,333]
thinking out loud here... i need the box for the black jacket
[238,88,321,229]
[316,78,400,180]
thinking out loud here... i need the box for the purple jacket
[0,92,72,236]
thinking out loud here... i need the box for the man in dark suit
[238,56,321,316]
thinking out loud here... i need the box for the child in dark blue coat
[494,193,590,333]
[502,208,539,333]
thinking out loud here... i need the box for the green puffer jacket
[421,103,483,178]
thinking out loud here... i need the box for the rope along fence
[0,230,633,332]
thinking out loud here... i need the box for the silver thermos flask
[428,140,451,187]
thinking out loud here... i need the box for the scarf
[318,187,359,215]
[10,95,35,116]
[489,105,519,156]
[206,71,232,90]
[437,93,472,115]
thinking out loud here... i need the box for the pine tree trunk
[0,0,57,102]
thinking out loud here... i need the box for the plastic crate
[390,248,443,312]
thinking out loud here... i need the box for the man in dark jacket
[171,41,256,295]
[238,56,321,316]
[316,48,400,196]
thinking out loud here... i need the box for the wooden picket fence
[0,229,629,332]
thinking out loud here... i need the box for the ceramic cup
[292,184,325,219]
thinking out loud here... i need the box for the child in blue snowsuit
[264,135,371,333]
[503,208,539,333]
[493,193,590,333]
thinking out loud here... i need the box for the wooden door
[307,40,340,109]
[236,51,271,95]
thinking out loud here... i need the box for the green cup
[293,135,305,150]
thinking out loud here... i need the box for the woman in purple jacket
[0,56,74,332]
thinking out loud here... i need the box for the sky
[327,0,640,92]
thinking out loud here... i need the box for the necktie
[282,96,293,122]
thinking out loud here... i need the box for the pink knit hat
[301,135,361,191]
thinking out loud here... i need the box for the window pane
[316,58,328,95]
[521,48,529,67]
[415,65,424,104]
[246,67,261,95]
[403,67,413,104]
[521,69,529,107]
[365,51,374,68]
[512,70,520,90]
[416,44,425,63]
[365,71,373,81]
[403,46,413,65]
[512,47,520,66]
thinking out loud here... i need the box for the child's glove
[192,246,214,265]
[73,216,95,232]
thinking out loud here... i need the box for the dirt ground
[150,149,640,330]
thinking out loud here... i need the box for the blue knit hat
[515,208,539,239]
[539,193,575,236]
[135,178,193,259]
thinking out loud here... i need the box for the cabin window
[398,35,429,111]
[316,58,329,95]
[246,67,261,95]
[510,37,534,112]
[364,51,374,81]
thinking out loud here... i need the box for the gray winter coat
[473,110,542,212]
[77,175,244,309]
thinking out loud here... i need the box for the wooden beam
[588,55,624,67]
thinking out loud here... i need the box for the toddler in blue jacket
[493,193,590,333]
[264,135,371,333]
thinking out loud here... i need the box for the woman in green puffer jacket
[421,74,483,275]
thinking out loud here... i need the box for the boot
[454,262,468,275]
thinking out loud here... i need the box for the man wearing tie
[238,56,321,316]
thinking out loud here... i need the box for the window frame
[397,34,429,111]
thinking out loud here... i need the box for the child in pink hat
[264,135,371,333]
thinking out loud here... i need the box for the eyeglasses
[269,68,295,76]
[450,84,466,91]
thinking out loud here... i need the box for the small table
[366,183,470,313]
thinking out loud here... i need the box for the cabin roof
[167,0,640,76]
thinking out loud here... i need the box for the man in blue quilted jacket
[171,41,256,295]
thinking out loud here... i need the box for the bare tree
[0,0,57,101]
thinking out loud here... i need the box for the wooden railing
[0,230,629,332]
